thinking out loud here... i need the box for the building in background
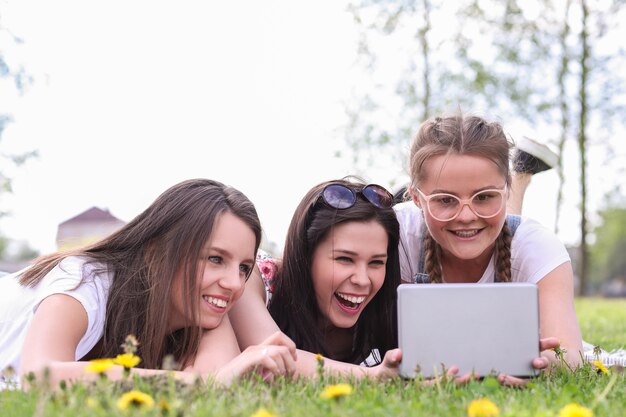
[56,207,125,251]
[0,207,126,273]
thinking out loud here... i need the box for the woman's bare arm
[537,262,583,368]
[19,293,296,389]
[228,267,402,379]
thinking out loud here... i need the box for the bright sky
[1,0,362,254]
[1,1,622,255]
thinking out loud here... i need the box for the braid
[494,222,513,282]
[424,233,443,283]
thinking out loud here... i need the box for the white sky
[1,0,361,254]
[0,0,622,255]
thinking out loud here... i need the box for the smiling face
[168,211,256,332]
[311,220,388,330]
[412,153,508,265]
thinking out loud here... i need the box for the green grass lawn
[1,297,624,417]
[576,297,626,352]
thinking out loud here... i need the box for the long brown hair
[19,178,261,368]
[409,113,514,283]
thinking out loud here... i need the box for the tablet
[397,283,540,379]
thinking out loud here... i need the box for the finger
[260,331,282,345]
[261,368,274,383]
[422,367,458,386]
[539,337,560,351]
[266,345,298,377]
[383,348,402,368]
[280,346,297,376]
[257,353,282,379]
[262,332,297,361]
[532,356,550,370]
[453,371,476,385]
[274,349,290,375]
[264,347,287,376]
[497,373,529,387]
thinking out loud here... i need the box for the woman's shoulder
[54,255,108,278]
[514,217,562,242]
[39,256,113,294]
[393,201,424,232]
[393,200,419,217]
[511,216,570,283]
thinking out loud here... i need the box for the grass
[576,297,626,351]
[1,297,624,417]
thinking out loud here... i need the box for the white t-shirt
[393,201,571,283]
[0,256,112,388]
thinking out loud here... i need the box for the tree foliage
[589,203,626,287]
[0,15,37,220]
[1,13,40,264]
[344,0,626,293]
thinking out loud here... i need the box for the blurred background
[1,0,624,296]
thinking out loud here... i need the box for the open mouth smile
[334,292,366,310]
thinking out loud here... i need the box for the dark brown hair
[19,178,261,368]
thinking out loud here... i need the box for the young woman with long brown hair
[0,178,295,389]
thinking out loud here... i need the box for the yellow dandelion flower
[114,353,141,369]
[320,383,353,400]
[116,390,155,411]
[559,403,593,417]
[157,398,170,412]
[315,353,325,377]
[250,407,277,417]
[86,397,98,408]
[592,360,609,374]
[85,358,115,374]
[467,398,500,417]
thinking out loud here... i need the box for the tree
[344,0,453,188]
[577,0,590,294]
[0,15,37,220]
[554,0,572,236]
[0,12,39,266]
[571,0,626,294]
[589,203,626,289]
[343,0,626,294]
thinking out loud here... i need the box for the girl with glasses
[0,179,296,389]
[394,113,583,375]
[228,178,406,379]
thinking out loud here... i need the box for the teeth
[454,230,479,238]
[336,293,366,304]
[204,296,227,308]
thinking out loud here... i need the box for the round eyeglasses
[320,183,394,210]
[415,186,507,221]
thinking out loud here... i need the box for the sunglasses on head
[319,183,394,210]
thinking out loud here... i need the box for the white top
[0,256,112,388]
[393,201,570,283]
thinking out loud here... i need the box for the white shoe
[513,136,559,174]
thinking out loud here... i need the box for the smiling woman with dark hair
[229,177,404,379]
